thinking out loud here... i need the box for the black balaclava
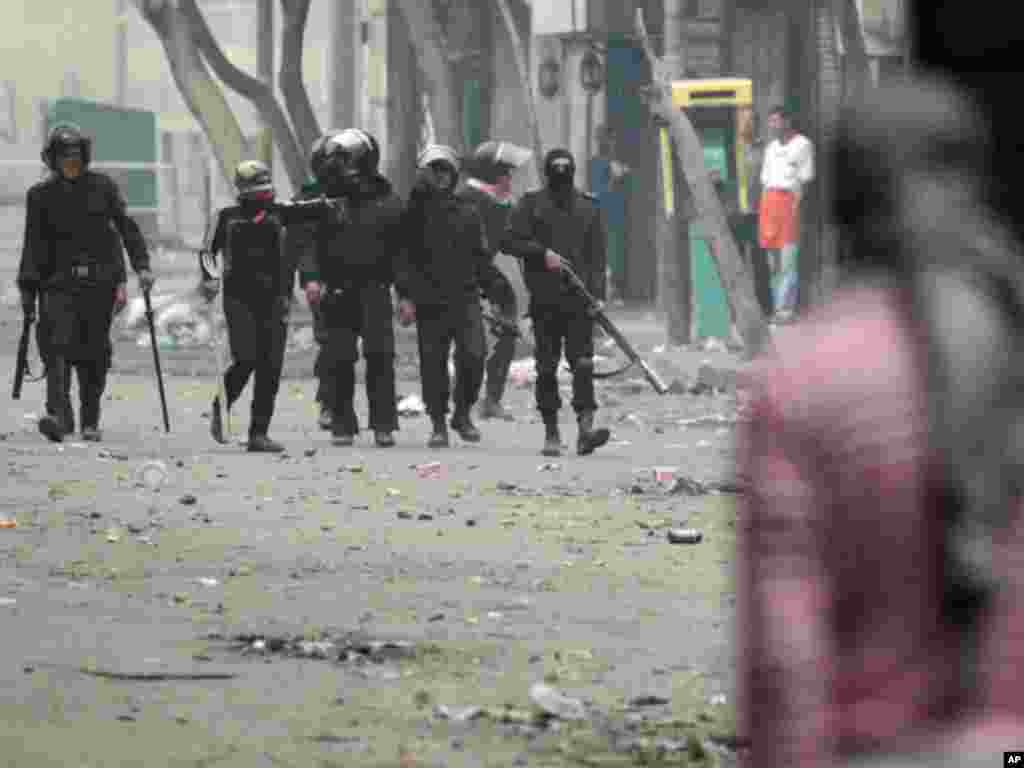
[544,149,575,204]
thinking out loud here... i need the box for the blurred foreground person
[737,76,1024,767]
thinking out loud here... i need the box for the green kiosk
[671,78,760,340]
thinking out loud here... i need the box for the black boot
[428,416,449,449]
[81,426,103,443]
[478,397,513,421]
[210,397,227,444]
[374,430,396,448]
[317,403,333,431]
[576,410,611,456]
[248,434,285,453]
[541,415,561,458]
[331,404,358,446]
[38,413,66,443]
[450,407,481,443]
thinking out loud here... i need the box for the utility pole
[659,0,691,344]
[257,0,274,171]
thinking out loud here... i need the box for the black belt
[64,263,113,280]
[325,280,390,294]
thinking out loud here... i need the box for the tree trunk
[133,0,248,188]
[393,0,462,152]
[257,0,274,172]
[279,0,321,155]
[180,0,307,191]
[636,9,769,358]
[494,0,545,181]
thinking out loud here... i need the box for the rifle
[560,261,669,395]
[277,195,349,225]
[11,312,40,400]
[142,286,171,432]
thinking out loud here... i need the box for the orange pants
[758,188,799,249]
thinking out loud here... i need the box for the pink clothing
[736,283,1024,766]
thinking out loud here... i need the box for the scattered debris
[434,704,486,723]
[537,463,562,472]
[529,682,586,721]
[135,460,168,491]
[628,694,671,708]
[666,378,689,395]
[195,577,219,588]
[97,450,130,461]
[652,466,676,484]
[179,494,198,506]
[85,668,237,682]
[303,448,317,458]
[297,640,336,659]
[415,462,443,479]
[397,394,426,417]
[666,476,706,496]
[667,528,703,545]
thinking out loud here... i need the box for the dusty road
[1,274,742,768]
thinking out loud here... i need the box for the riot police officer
[299,128,406,447]
[200,159,326,452]
[18,122,154,443]
[502,149,611,458]
[454,140,532,421]
[289,134,334,430]
[396,144,490,448]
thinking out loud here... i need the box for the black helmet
[309,134,329,182]
[471,140,532,183]
[234,159,274,200]
[321,128,380,183]
[42,122,92,171]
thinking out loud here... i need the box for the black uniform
[397,178,491,428]
[286,180,333,420]
[200,202,306,442]
[299,174,405,438]
[18,170,149,436]
[502,186,606,419]
[453,180,519,409]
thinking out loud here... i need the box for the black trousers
[40,284,116,430]
[224,294,288,437]
[320,282,397,434]
[531,301,597,419]
[417,301,485,419]
[476,270,518,404]
[311,304,336,407]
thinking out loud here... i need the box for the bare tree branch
[494,0,545,181]
[133,0,247,188]
[635,8,770,357]
[279,0,321,155]
[180,0,307,189]
[393,0,462,152]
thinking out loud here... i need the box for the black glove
[137,269,156,292]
